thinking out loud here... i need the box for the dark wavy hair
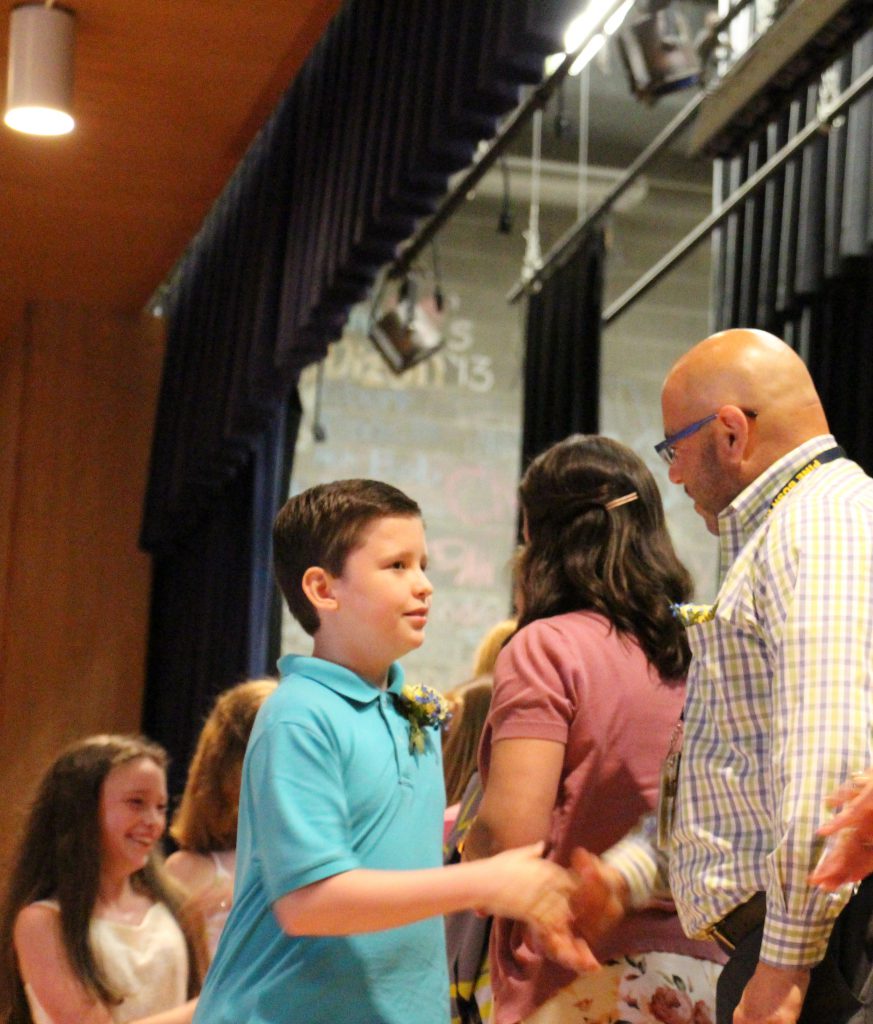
[273,479,421,636]
[0,735,205,1024]
[517,435,692,679]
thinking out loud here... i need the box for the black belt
[709,892,767,954]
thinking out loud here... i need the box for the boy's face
[323,515,432,684]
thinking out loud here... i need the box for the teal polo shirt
[192,656,449,1024]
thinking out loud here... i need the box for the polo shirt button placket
[379,692,405,776]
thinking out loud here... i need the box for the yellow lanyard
[768,445,845,514]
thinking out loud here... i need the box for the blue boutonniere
[393,684,452,754]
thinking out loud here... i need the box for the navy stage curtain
[142,393,301,801]
[140,0,583,792]
[712,29,873,475]
[522,226,605,472]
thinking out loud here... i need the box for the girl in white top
[165,678,276,959]
[0,735,206,1024]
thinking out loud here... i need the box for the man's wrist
[759,913,836,969]
[601,843,657,908]
[601,862,631,909]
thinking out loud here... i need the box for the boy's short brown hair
[273,479,421,635]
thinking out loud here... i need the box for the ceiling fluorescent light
[604,0,636,36]
[545,0,634,77]
[4,2,76,136]
[569,33,607,76]
[564,0,626,51]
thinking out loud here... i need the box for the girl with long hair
[166,678,277,959]
[465,435,722,1024]
[0,734,205,1024]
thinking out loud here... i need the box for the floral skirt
[519,952,721,1024]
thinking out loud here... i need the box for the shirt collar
[276,654,406,703]
[717,434,839,567]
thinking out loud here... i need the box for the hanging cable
[431,240,444,313]
[554,78,571,138]
[577,63,591,218]
[388,0,633,281]
[522,110,544,283]
[507,88,705,303]
[504,0,765,304]
[497,158,513,233]
[312,359,327,442]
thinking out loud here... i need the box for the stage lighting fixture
[617,1,701,104]
[368,276,446,375]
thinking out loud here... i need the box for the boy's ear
[301,566,338,613]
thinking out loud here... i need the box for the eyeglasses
[655,409,757,466]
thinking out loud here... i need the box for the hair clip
[604,491,639,511]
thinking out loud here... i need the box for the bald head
[659,330,832,531]
[664,329,829,465]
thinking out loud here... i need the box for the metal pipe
[388,0,631,281]
[602,61,873,325]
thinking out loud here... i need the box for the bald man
[588,329,873,1024]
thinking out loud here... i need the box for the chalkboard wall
[282,177,718,691]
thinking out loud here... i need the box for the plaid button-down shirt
[606,435,873,967]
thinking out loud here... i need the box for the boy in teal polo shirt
[192,479,589,1024]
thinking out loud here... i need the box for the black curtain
[713,30,873,474]
[142,393,301,799]
[521,226,605,471]
[139,0,582,789]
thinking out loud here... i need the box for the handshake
[480,843,630,974]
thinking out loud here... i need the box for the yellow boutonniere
[671,601,717,626]
[393,684,452,754]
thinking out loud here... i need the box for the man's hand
[810,771,873,889]
[480,842,600,974]
[524,847,627,975]
[733,962,810,1024]
[566,848,630,944]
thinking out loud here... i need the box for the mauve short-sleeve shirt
[480,611,718,1024]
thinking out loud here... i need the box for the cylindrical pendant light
[4,2,76,136]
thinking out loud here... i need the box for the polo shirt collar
[276,654,406,704]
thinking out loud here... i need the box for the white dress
[203,849,235,958]
[24,899,189,1023]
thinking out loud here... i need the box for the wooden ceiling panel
[0,0,342,343]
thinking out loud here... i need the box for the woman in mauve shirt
[464,434,723,1024]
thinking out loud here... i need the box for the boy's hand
[480,842,601,973]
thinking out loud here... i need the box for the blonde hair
[170,679,277,852]
[442,676,493,806]
[471,618,517,677]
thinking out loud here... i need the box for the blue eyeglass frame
[655,409,758,465]
[654,413,718,465]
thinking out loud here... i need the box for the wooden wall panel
[0,318,26,667]
[0,303,164,872]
